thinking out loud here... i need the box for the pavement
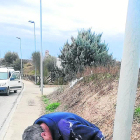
[1,80,58,140]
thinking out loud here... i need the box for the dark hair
[22,124,44,140]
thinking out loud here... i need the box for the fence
[22,74,54,85]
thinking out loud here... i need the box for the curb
[0,82,25,140]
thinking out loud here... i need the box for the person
[22,112,105,140]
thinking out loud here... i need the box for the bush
[46,102,60,112]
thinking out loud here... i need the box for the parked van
[0,67,22,96]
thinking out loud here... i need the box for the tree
[44,56,56,72]
[43,56,57,79]
[32,51,40,73]
[59,29,115,81]
[4,52,19,65]
[12,59,21,71]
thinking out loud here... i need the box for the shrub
[134,106,140,122]
[46,102,60,112]
[59,29,115,81]
[134,107,140,117]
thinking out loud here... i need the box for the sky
[0,0,129,61]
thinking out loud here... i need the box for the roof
[0,68,14,72]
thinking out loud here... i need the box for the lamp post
[16,37,22,78]
[113,0,140,140]
[40,0,43,95]
[28,20,37,84]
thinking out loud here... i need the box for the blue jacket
[34,112,105,140]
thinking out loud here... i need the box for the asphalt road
[0,90,22,132]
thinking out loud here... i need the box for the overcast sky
[0,0,129,60]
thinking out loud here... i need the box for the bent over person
[22,112,105,140]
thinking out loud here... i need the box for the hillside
[23,62,34,75]
[44,67,140,140]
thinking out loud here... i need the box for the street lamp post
[28,20,37,84]
[40,0,43,95]
[113,0,140,140]
[16,37,22,78]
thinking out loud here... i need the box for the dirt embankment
[45,77,140,140]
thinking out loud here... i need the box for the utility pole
[16,37,22,78]
[28,20,37,84]
[113,0,140,140]
[34,23,37,85]
[40,0,43,95]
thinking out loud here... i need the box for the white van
[0,67,22,96]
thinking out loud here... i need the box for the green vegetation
[42,96,49,105]
[59,29,115,81]
[42,96,60,113]
[134,106,140,123]
[32,51,40,74]
[134,107,140,117]
[12,59,21,71]
[46,102,60,112]
[32,51,57,80]
[1,51,22,71]
[43,56,56,73]
[4,51,19,64]
[135,107,140,115]
[43,56,57,82]
[0,28,117,86]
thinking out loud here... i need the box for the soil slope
[46,78,140,140]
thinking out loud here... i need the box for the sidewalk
[3,80,57,140]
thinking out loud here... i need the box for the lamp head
[28,20,34,23]
[16,37,20,39]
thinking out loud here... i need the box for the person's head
[22,123,53,140]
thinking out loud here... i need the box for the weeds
[46,102,60,112]
[134,106,140,123]
[134,107,140,117]
[42,95,60,113]
[78,66,120,78]
[42,96,49,105]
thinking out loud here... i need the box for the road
[0,80,58,140]
[0,90,23,132]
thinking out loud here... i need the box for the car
[0,67,22,96]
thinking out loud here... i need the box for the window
[0,72,8,80]
[11,72,20,80]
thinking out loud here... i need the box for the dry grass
[77,66,120,78]
[23,63,34,75]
